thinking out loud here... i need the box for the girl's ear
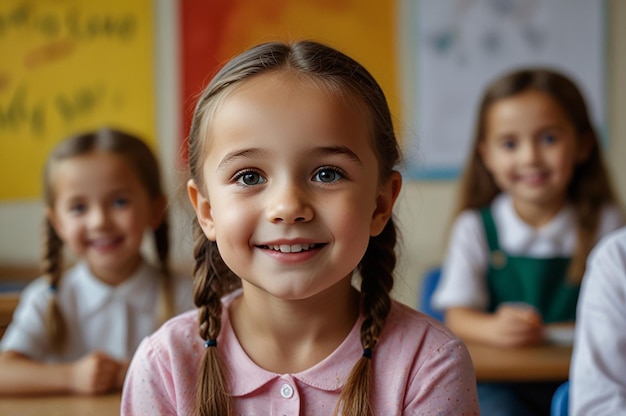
[370,170,402,236]
[187,179,216,241]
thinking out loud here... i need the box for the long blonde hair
[456,68,621,282]
[42,128,176,352]
[187,40,401,416]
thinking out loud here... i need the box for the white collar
[492,193,576,253]
[68,260,159,317]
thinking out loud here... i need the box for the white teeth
[270,244,313,253]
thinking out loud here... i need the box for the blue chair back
[551,381,569,416]
[418,267,444,321]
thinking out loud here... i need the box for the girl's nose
[520,141,540,164]
[89,207,111,228]
[265,183,314,224]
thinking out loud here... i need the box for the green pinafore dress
[480,207,579,323]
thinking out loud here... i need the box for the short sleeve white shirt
[570,227,626,415]
[0,260,194,362]
[431,193,624,311]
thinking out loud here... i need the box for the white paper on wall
[401,0,605,179]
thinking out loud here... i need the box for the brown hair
[42,127,175,351]
[456,68,621,282]
[187,40,401,416]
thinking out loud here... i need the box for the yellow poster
[0,0,155,200]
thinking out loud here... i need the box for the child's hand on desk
[71,351,124,395]
[490,304,544,348]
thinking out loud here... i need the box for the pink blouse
[122,292,478,415]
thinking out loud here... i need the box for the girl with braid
[0,128,193,395]
[122,41,478,415]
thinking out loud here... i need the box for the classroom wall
[1,0,625,309]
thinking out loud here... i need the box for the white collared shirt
[570,227,626,415]
[432,193,624,311]
[0,260,194,362]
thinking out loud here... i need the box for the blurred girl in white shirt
[0,128,193,395]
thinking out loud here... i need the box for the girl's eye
[113,198,129,208]
[540,133,557,145]
[313,167,343,183]
[502,139,517,150]
[234,170,266,186]
[69,204,87,215]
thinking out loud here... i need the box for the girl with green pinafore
[431,68,624,416]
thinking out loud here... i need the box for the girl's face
[479,90,590,220]
[188,72,400,302]
[48,151,164,285]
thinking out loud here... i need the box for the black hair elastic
[362,348,372,359]
[49,284,57,293]
[204,339,217,348]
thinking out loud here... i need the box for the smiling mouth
[260,243,322,253]
[516,173,550,186]
[90,237,122,248]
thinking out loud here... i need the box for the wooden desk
[0,294,19,340]
[467,342,572,382]
[0,291,121,415]
[0,392,121,416]
[0,263,38,339]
